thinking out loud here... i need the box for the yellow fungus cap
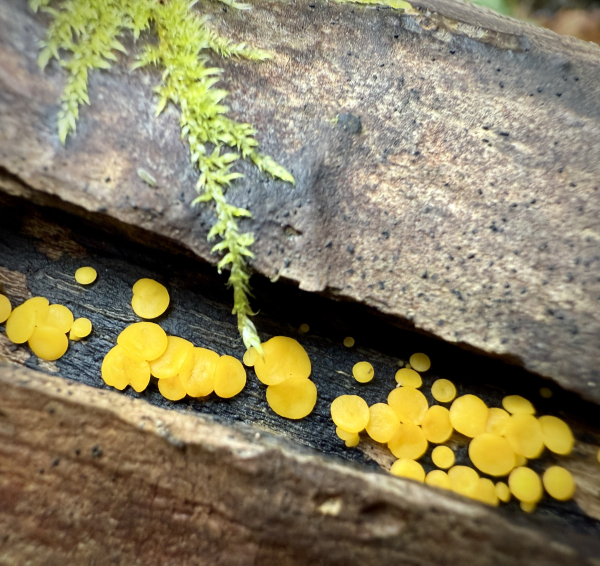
[509,467,542,503]
[543,466,575,501]
[125,354,152,393]
[75,266,97,285]
[5,303,36,344]
[353,361,374,383]
[343,336,355,348]
[388,422,428,460]
[409,353,431,372]
[28,326,69,361]
[158,374,186,401]
[472,478,500,506]
[101,345,130,390]
[266,377,317,419]
[425,470,451,490]
[538,415,574,455]
[431,378,456,403]
[421,405,453,444]
[395,368,422,388]
[70,317,92,339]
[468,433,516,477]
[539,387,553,399]
[149,335,193,378]
[0,294,12,323]
[365,403,400,443]
[336,427,359,442]
[117,322,168,361]
[214,355,247,399]
[243,347,258,367]
[41,304,74,333]
[505,414,544,458]
[520,501,536,513]
[432,445,455,469]
[131,278,170,319]
[502,395,536,415]
[390,458,425,482]
[449,395,489,438]
[299,323,309,333]
[486,407,510,436]
[330,395,370,433]
[180,347,218,397]
[387,386,428,425]
[495,481,511,503]
[254,336,311,386]
[448,466,479,497]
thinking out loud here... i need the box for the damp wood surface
[1,0,600,405]
[1,194,600,564]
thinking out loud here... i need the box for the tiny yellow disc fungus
[387,386,429,425]
[179,347,219,397]
[448,466,479,497]
[388,422,428,460]
[425,470,451,490]
[75,266,97,285]
[70,317,92,339]
[101,345,130,390]
[542,466,575,501]
[41,304,74,333]
[409,353,431,372]
[538,415,574,455]
[539,387,553,399]
[0,294,11,323]
[345,436,360,448]
[449,395,489,438]
[421,405,453,444]
[336,427,359,442]
[343,336,355,348]
[395,368,422,388]
[131,278,170,319]
[243,347,258,367]
[365,403,400,443]
[432,445,455,469]
[214,355,247,399]
[486,407,511,436]
[149,335,194,378]
[468,433,516,477]
[158,374,186,401]
[390,458,425,482]
[495,481,511,503]
[505,414,544,458]
[267,377,317,419]
[254,336,311,386]
[125,353,151,393]
[509,467,543,504]
[117,322,168,361]
[520,501,536,513]
[330,395,370,433]
[299,323,310,333]
[28,326,69,361]
[22,297,50,326]
[431,378,456,403]
[353,361,374,383]
[502,395,536,415]
[5,304,36,344]
[472,478,500,506]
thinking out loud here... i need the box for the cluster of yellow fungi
[331,352,580,512]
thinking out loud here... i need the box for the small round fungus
[365,403,400,443]
[473,478,499,506]
[425,470,451,490]
[509,467,542,503]
[449,395,489,438]
[431,378,456,403]
[267,377,317,419]
[149,335,193,378]
[505,414,544,458]
[179,347,219,397]
[387,386,428,425]
[520,501,536,513]
[5,304,36,344]
[70,317,92,339]
[330,395,370,433]
[432,445,455,469]
[409,353,431,372]
[117,322,168,361]
[75,266,97,285]
[243,347,258,367]
[353,361,374,383]
[131,278,170,319]
[495,481,511,503]
[42,304,74,333]
[124,354,151,393]
[543,466,575,501]
[22,297,50,326]
[502,395,536,415]
[539,387,553,399]
[343,336,355,348]
[214,355,247,399]
[390,458,425,482]
[101,346,129,390]
[538,415,574,455]
[0,294,11,323]
[336,427,359,442]
[448,466,479,497]
[388,422,428,460]
[158,374,186,401]
[299,323,310,333]
[469,433,516,476]
[395,368,422,388]
[421,405,453,444]
[486,407,511,436]
[28,326,69,361]
[254,336,311,386]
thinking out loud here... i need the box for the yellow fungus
[390,458,425,482]
[502,395,536,415]
[214,355,247,398]
[473,478,500,506]
[345,436,360,448]
[28,326,69,361]
[515,454,527,467]
[395,368,422,388]
[41,304,74,333]
[254,336,311,386]
[70,317,92,339]
[449,395,489,438]
[431,378,456,403]
[495,481,511,503]
[336,427,359,442]
[538,415,574,456]
[421,405,453,444]
[387,386,428,425]
[131,278,170,319]
[353,361,374,383]
[508,467,543,503]
[520,501,536,513]
[179,347,219,397]
[388,422,428,460]
[409,352,431,372]
[486,407,511,436]
[448,466,479,497]
[543,466,575,501]
[469,433,516,476]
[117,322,168,361]
[267,377,317,418]
[343,336,355,348]
[365,403,400,443]
[158,374,186,401]
[242,346,258,367]
[505,414,544,458]
[539,387,553,399]
[149,335,194,378]
[299,323,309,333]
[425,470,451,490]
[75,266,97,285]
[5,304,36,344]
[22,297,51,327]
[330,395,370,433]
[0,294,12,323]
[125,354,152,393]
[101,345,130,390]
[432,445,455,469]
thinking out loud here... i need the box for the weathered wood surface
[0,1,600,401]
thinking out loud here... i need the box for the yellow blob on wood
[0,294,12,323]
[131,278,170,319]
[502,395,536,415]
[432,446,455,469]
[495,481,511,503]
[468,433,516,477]
[388,422,428,460]
[28,326,69,361]
[448,466,480,497]
[486,407,511,436]
[149,335,194,379]
[336,427,359,443]
[158,374,186,401]
[365,403,400,443]
[543,466,575,501]
[214,355,247,399]
[330,395,370,433]
[472,478,500,506]
[538,415,574,455]
[387,386,428,425]
[70,317,92,339]
[343,336,355,348]
[449,395,489,438]
[180,347,219,397]
[243,347,258,367]
[41,304,74,333]
[22,297,50,326]
[101,345,130,390]
[75,266,97,285]
[299,323,310,333]
[254,336,311,386]
[520,501,536,513]
[539,387,553,399]
[509,467,543,504]
[421,405,453,444]
[395,368,422,388]
[431,378,456,403]
[505,414,544,458]
[353,361,374,383]
[390,458,425,482]
[425,470,451,490]
[117,322,168,361]
[409,353,430,372]
[5,304,36,344]
[266,377,317,419]
[125,354,152,393]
